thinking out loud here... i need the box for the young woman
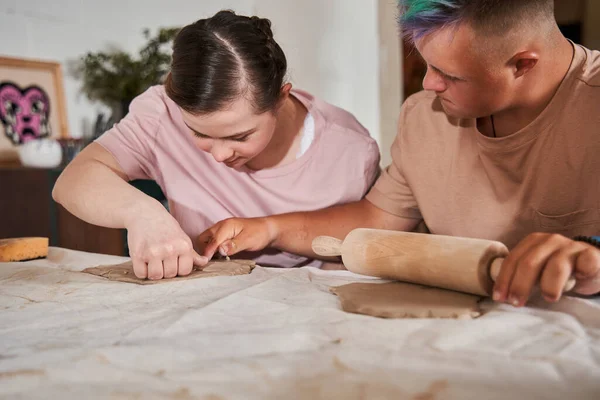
[53,10,380,280]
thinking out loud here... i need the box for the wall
[554,0,600,49]
[585,0,600,49]
[554,0,584,25]
[377,0,402,167]
[253,0,382,151]
[0,0,396,154]
[0,0,252,139]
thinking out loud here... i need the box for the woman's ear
[164,71,173,85]
[277,83,292,109]
[281,82,292,96]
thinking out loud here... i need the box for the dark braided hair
[165,10,288,115]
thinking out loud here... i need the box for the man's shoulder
[404,90,438,107]
[579,46,600,87]
[402,90,441,118]
[401,90,450,127]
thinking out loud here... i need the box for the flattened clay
[82,260,255,285]
[330,282,482,319]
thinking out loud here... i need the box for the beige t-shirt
[367,43,600,249]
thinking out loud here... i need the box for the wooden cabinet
[55,203,126,256]
[0,166,55,241]
[0,165,165,256]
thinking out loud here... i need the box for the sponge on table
[0,237,49,262]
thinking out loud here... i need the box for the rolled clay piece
[82,259,255,285]
[330,282,483,319]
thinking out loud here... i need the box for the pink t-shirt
[96,86,380,267]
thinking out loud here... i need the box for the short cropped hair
[398,0,555,42]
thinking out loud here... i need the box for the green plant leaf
[72,27,180,110]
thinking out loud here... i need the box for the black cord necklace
[490,114,497,138]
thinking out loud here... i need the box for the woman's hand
[125,205,208,279]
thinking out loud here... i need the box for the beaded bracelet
[573,236,600,249]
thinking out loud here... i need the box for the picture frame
[0,56,69,162]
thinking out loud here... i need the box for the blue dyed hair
[398,0,554,43]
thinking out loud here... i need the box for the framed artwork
[0,56,69,161]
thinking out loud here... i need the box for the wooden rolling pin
[312,228,576,296]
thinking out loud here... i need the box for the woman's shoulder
[293,89,380,172]
[292,88,373,142]
[128,85,177,121]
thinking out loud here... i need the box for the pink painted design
[0,82,52,145]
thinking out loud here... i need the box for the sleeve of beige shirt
[365,99,423,220]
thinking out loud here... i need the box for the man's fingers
[493,233,548,302]
[539,249,577,302]
[132,258,148,279]
[574,246,600,280]
[505,246,558,307]
[220,228,259,256]
[220,239,239,256]
[197,228,217,254]
[202,222,239,259]
[572,247,600,295]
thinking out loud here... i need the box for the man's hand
[493,233,600,307]
[197,200,420,262]
[197,217,278,260]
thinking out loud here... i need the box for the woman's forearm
[52,144,166,229]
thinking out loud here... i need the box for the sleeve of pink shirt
[361,139,382,197]
[94,88,162,181]
[335,108,382,199]
[306,89,382,202]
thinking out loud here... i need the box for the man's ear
[509,51,539,78]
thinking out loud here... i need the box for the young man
[199,0,600,307]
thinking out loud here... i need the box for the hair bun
[250,16,274,40]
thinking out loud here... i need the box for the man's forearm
[269,199,419,258]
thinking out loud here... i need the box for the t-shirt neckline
[237,89,322,179]
[473,40,583,152]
